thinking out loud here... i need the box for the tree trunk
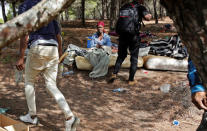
[1,0,7,22]
[0,0,75,49]
[101,0,104,19]
[93,8,96,20]
[106,0,110,20]
[159,6,163,20]
[153,0,158,24]
[101,0,107,19]
[61,13,64,21]
[12,1,17,17]
[81,0,85,26]
[110,0,120,31]
[65,9,69,21]
[160,0,207,88]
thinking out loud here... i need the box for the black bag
[116,2,140,35]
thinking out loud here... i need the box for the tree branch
[0,0,75,49]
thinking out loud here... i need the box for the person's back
[110,0,151,85]
[19,0,60,49]
[116,1,140,35]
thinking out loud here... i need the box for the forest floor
[0,17,203,131]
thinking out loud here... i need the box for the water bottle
[62,71,74,77]
[15,68,23,83]
[87,36,92,48]
[113,88,127,93]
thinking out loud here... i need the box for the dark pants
[113,33,140,81]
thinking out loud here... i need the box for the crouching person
[90,21,112,49]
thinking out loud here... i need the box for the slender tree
[12,1,16,17]
[101,0,107,19]
[1,0,7,22]
[153,0,158,24]
[106,0,110,19]
[81,0,85,26]
[110,0,120,31]
[65,9,69,21]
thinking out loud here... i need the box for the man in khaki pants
[16,0,79,130]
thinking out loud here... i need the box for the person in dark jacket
[109,0,151,85]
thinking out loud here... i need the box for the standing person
[16,0,79,130]
[109,0,151,85]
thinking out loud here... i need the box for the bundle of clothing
[63,44,110,78]
[149,35,188,59]
[139,31,156,39]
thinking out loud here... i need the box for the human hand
[16,58,24,71]
[192,92,207,110]
[144,14,152,21]
[96,44,102,48]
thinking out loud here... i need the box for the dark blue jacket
[187,58,205,94]
[18,0,60,47]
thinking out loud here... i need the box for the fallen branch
[0,0,75,49]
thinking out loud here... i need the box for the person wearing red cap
[90,21,112,48]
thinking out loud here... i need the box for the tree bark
[81,0,85,26]
[12,1,17,17]
[93,8,96,20]
[106,0,110,20]
[153,0,158,24]
[65,9,69,21]
[0,0,75,49]
[110,0,120,31]
[1,0,7,22]
[101,0,104,19]
[159,6,163,20]
[160,0,207,88]
[101,0,107,19]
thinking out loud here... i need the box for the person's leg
[43,56,74,119]
[20,50,42,124]
[113,36,128,75]
[43,56,79,130]
[25,52,42,116]
[128,35,140,81]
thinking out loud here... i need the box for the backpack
[116,2,140,35]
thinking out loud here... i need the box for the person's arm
[16,35,28,70]
[139,6,152,21]
[56,34,62,58]
[53,20,62,58]
[188,58,207,110]
[105,35,112,47]
[144,14,152,21]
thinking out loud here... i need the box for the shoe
[108,74,117,83]
[19,113,38,125]
[128,80,138,86]
[65,116,80,131]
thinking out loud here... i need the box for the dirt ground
[0,17,204,131]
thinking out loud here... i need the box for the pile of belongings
[139,31,157,39]
[149,35,188,60]
[63,44,110,79]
